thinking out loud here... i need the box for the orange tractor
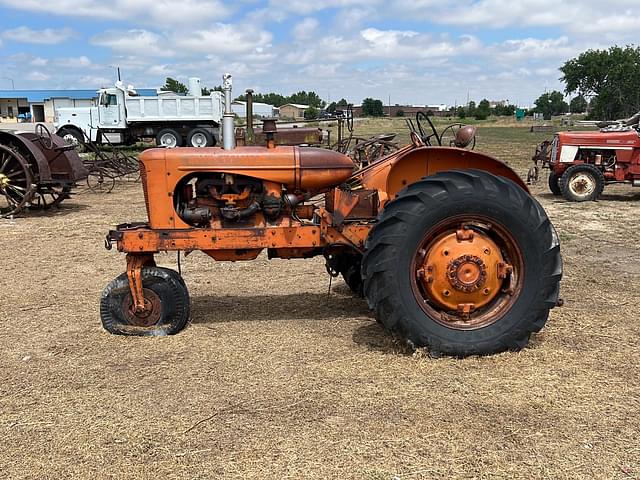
[102,75,562,357]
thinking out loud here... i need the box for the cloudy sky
[0,0,638,107]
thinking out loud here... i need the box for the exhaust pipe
[246,88,254,144]
[222,73,235,150]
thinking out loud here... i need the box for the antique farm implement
[102,75,562,357]
[0,124,88,218]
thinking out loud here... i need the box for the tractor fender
[385,146,528,202]
[0,131,52,181]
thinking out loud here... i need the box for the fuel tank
[140,146,355,191]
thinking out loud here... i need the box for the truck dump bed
[124,93,223,123]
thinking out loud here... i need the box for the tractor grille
[138,160,151,220]
[550,136,559,164]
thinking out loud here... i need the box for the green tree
[493,104,516,116]
[289,91,325,108]
[466,101,476,118]
[326,102,337,113]
[234,91,326,108]
[560,45,640,120]
[456,106,466,119]
[395,109,405,117]
[475,99,491,120]
[569,95,588,114]
[534,91,568,119]
[202,85,222,95]
[161,77,188,94]
[304,106,319,120]
[362,98,384,117]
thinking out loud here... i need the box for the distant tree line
[161,77,221,96]
[453,100,517,120]
[235,91,326,109]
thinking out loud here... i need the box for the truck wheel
[187,128,214,147]
[559,164,605,202]
[362,170,562,357]
[156,128,182,148]
[100,267,190,336]
[548,171,561,195]
[57,127,85,152]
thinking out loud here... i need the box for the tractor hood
[140,145,356,192]
[557,130,640,147]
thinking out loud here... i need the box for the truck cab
[54,84,128,145]
[96,88,127,130]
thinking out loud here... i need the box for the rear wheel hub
[122,288,162,327]
[419,228,506,313]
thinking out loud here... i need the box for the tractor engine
[175,173,307,226]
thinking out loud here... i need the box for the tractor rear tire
[100,267,190,336]
[362,170,562,357]
[559,164,605,202]
[548,171,561,196]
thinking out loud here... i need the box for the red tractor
[534,113,640,201]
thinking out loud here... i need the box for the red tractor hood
[557,130,640,147]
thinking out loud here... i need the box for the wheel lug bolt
[443,290,450,297]
[483,288,491,295]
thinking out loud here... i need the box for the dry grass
[1,121,639,479]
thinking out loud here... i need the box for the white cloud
[493,37,577,61]
[3,26,75,44]
[29,57,48,66]
[292,18,319,41]
[54,56,93,68]
[172,23,272,55]
[0,0,231,26]
[91,30,173,57]
[26,71,50,81]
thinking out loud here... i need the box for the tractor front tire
[341,258,363,296]
[100,267,190,336]
[559,164,605,202]
[362,170,562,357]
[548,171,562,196]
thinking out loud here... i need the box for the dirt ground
[1,123,639,479]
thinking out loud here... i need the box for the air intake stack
[222,73,235,150]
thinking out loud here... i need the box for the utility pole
[388,94,391,117]
[2,77,15,90]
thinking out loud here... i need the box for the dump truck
[101,74,562,357]
[54,78,223,149]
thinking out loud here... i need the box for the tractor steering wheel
[345,104,354,133]
[35,123,54,150]
[415,112,441,146]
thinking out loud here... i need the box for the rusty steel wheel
[30,185,72,210]
[0,144,36,218]
[100,267,190,336]
[362,170,562,357]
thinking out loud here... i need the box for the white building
[232,100,276,119]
